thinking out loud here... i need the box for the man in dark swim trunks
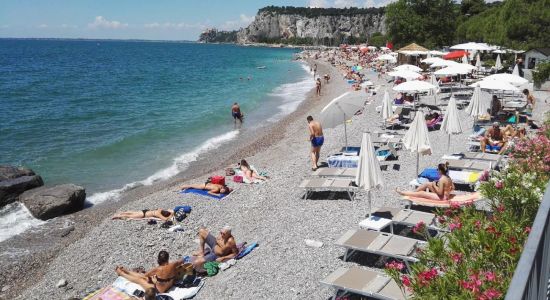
[192,226,238,271]
[231,102,243,124]
[307,116,324,170]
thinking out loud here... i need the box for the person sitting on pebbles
[179,182,231,196]
[192,226,239,271]
[115,251,193,295]
[112,206,191,222]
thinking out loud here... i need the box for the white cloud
[143,22,206,30]
[334,0,358,7]
[38,24,48,28]
[308,0,328,7]
[88,16,128,29]
[219,14,255,30]
[240,14,255,24]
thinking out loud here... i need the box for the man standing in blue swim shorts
[231,102,243,125]
[307,115,324,171]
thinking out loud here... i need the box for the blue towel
[236,242,258,260]
[179,189,227,200]
[419,168,441,181]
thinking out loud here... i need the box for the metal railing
[505,181,550,300]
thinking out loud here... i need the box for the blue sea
[0,39,313,241]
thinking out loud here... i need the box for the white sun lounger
[312,168,356,178]
[335,229,422,270]
[299,178,357,200]
[321,267,409,300]
[444,159,493,171]
[359,206,444,233]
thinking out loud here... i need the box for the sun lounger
[444,159,493,171]
[359,206,444,233]
[300,178,357,200]
[402,192,482,208]
[321,267,409,300]
[312,168,357,178]
[336,229,422,270]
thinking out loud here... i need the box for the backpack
[210,175,225,185]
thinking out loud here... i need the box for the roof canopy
[398,43,429,53]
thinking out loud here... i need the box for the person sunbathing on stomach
[179,183,231,196]
[396,163,455,201]
[192,226,238,271]
[112,206,190,221]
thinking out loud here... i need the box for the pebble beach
[11,53,550,300]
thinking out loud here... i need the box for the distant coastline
[0,37,196,43]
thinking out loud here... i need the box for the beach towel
[403,192,481,208]
[179,189,228,200]
[236,242,258,259]
[83,286,133,300]
[104,276,205,300]
[158,277,204,300]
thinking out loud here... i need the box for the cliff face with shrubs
[198,6,386,45]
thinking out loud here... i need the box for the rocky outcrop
[19,184,86,220]
[236,7,386,45]
[0,165,44,207]
[198,28,238,43]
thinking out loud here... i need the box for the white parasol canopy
[430,59,459,68]
[495,54,502,70]
[387,70,421,80]
[403,111,432,175]
[493,49,507,54]
[434,65,471,76]
[484,73,528,86]
[451,42,493,51]
[376,54,397,63]
[393,80,436,93]
[465,84,490,117]
[320,92,363,148]
[512,64,520,76]
[428,50,448,56]
[394,64,422,72]
[468,80,520,92]
[355,133,384,216]
[381,90,393,120]
[441,96,463,149]
[422,57,445,65]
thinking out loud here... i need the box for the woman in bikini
[179,182,230,196]
[396,163,455,201]
[112,208,174,221]
[239,159,267,182]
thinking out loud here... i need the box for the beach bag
[204,261,219,277]
[225,168,235,176]
[210,175,225,185]
[233,175,243,183]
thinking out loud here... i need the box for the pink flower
[401,275,411,287]
[412,221,426,234]
[451,252,463,263]
[483,288,502,300]
[484,271,496,282]
[385,260,405,271]
[497,204,505,212]
[495,181,503,189]
[449,222,462,232]
[524,227,532,234]
[474,220,482,229]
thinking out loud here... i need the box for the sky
[0,0,397,40]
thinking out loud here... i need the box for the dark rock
[19,184,86,220]
[0,165,44,208]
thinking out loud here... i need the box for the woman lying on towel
[179,182,231,196]
[396,163,455,201]
[112,206,191,221]
[239,159,268,182]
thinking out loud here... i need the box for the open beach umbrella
[320,92,363,149]
[441,96,463,150]
[466,84,490,119]
[393,80,436,93]
[381,90,393,125]
[430,59,458,68]
[403,111,432,175]
[512,64,520,76]
[376,54,397,63]
[355,133,384,216]
[394,64,422,72]
[495,54,502,70]
[468,80,520,92]
[434,65,471,76]
[443,51,469,60]
[484,73,528,86]
[451,42,493,51]
[387,70,421,80]
[422,57,445,65]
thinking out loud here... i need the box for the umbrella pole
[416,152,419,176]
[344,114,348,150]
[448,134,451,151]
[367,190,372,217]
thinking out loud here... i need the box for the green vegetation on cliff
[258,6,384,17]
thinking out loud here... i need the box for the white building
[525,48,550,69]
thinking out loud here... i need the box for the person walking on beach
[231,102,243,125]
[313,63,317,78]
[307,116,324,171]
[316,78,322,96]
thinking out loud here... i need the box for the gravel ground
[16,56,550,300]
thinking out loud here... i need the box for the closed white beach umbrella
[441,96,463,149]
[403,111,432,175]
[462,54,469,64]
[355,133,384,216]
[387,70,421,80]
[468,80,520,92]
[475,54,482,71]
[320,92,363,148]
[381,90,393,121]
[430,75,439,104]
[394,64,422,72]
[484,73,528,86]
[393,80,436,93]
[512,64,520,76]
[495,54,502,70]
[466,84,490,118]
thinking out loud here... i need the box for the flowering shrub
[385,121,550,299]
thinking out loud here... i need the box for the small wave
[0,202,46,243]
[267,64,315,122]
[86,129,239,205]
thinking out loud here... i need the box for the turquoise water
[0,40,311,202]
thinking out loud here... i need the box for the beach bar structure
[397,43,429,66]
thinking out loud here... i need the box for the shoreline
[0,59,334,299]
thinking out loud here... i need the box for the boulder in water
[19,184,86,220]
[0,165,44,208]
